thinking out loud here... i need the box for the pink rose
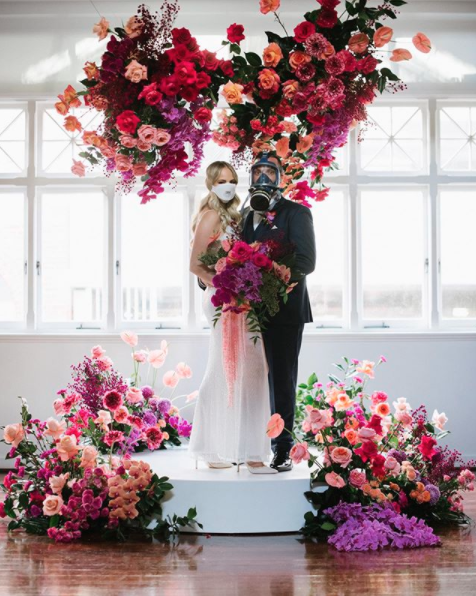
[3,423,25,448]
[357,427,377,441]
[80,445,98,469]
[325,471,346,488]
[186,390,199,402]
[49,472,70,494]
[289,442,310,465]
[43,494,64,517]
[330,446,353,468]
[384,456,401,475]
[137,124,156,144]
[154,129,171,146]
[56,435,79,461]
[395,410,413,427]
[393,396,411,413]
[124,59,148,83]
[266,413,285,439]
[176,362,192,379]
[303,406,332,433]
[133,349,148,363]
[97,355,113,371]
[95,409,112,431]
[91,345,106,359]
[120,134,137,148]
[53,399,65,416]
[43,417,66,440]
[132,162,148,176]
[120,331,138,347]
[137,138,152,152]
[71,159,86,177]
[349,469,366,489]
[163,370,179,388]
[114,406,130,424]
[126,387,143,404]
[371,391,388,404]
[432,409,448,431]
[115,154,132,172]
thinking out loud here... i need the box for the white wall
[1,332,475,468]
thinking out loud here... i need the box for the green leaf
[425,422,435,434]
[49,514,60,528]
[320,521,336,531]
[379,67,400,81]
[298,383,308,389]
[245,52,262,67]
[345,1,358,16]
[18,493,29,509]
[230,43,242,55]
[389,0,407,5]
[304,511,315,523]
[232,55,247,68]
[307,372,318,386]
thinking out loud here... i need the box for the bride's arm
[190,210,221,287]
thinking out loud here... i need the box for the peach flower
[71,160,86,177]
[115,154,132,172]
[53,399,65,417]
[137,139,152,152]
[348,33,369,54]
[176,362,192,379]
[275,137,290,158]
[432,409,448,431]
[393,396,411,413]
[330,446,353,468]
[91,345,106,359]
[349,469,366,489]
[83,61,99,80]
[282,79,300,99]
[296,134,314,153]
[373,26,393,48]
[343,428,359,445]
[120,331,138,347]
[334,392,354,412]
[3,423,25,448]
[154,129,171,146]
[43,418,66,441]
[325,471,346,488]
[120,134,137,148]
[221,81,244,104]
[303,406,332,434]
[273,262,291,283]
[281,121,297,133]
[124,16,144,38]
[95,409,112,431]
[288,51,312,71]
[412,32,431,54]
[56,435,80,462]
[266,413,285,438]
[93,16,109,40]
[390,48,412,62]
[374,402,391,417]
[263,42,283,68]
[49,472,70,494]
[43,494,64,516]
[126,387,143,404]
[137,124,156,144]
[258,68,280,92]
[125,60,148,83]
[260,0,280,14]
[80,445,98,469]
[163,371,179,388]
[356,360,375,378]
[289,442,310,465]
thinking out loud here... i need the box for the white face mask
[212,183,237,203]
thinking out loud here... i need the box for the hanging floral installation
[58,0,431,206]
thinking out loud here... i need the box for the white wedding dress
[188,229,272,465]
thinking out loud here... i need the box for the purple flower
[143,411,158,426]
[177,420,192,438]
[158,399,172,415]
[141,385,154,400]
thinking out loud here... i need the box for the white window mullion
[428,98,440,329]
[106,179,115,332]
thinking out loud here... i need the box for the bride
[188,160,276,474]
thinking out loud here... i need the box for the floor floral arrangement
[61,0,431,206]
[268,357,475,551]
[0,333,200,543]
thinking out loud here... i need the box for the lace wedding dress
[188,230,272,465]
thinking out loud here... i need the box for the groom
[241,152,316,472]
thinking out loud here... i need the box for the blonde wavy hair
[191,161,241,234]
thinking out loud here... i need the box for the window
[0,190,26,325]
[0,104,27,176]
[119,191,186,327]
[439,188,476,322]
[37,189,107,327]
[438,103,476,173]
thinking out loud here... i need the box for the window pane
[0,192,25,321]
[438,105,476,172]
[359,105,425,173]
[39,105,103,175]
[360,189,425,320]
[307,189,345,322]
[440,189,476,319]
[121,191,185,323]
[40,191,106,323]
[0,106,27,175]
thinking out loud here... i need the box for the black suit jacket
[242,197,316,326]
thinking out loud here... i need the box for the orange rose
[348,33,369,54]
[124,16,144,39]
[258,68,280,92]
[64,116,82,133]
[83,61,99,80]
[375,402,391,417]
[263,42,283,68]
[252,139,272,154]
[296,133,314,153]
[260,0,280,14]
[63,85,81,108]
[289,50,312,71]
[221,81,244,104]
[82,130,98,145]
[282,79,300,99]
[343,428,358,445]
[275,136,290,158]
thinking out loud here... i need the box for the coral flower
[412,32,431,53]
[64,116,82,133]
[3,423,25,448]
[390,48,412,62]
[373,26,393,48]
[260,0,280,14]
[263,42,283,68]
[325,471,346,488]
[266,413,285,438]
[221,81,244,104]
[348,33,369,54]
[92,16,109,40]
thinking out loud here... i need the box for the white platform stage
[139,446,326,534]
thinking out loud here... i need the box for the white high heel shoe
[195,460,233,469]
[245,462,278,474]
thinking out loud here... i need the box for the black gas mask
[249,153,281,211]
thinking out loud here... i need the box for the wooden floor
[0,476,475,596]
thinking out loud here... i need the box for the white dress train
[188,283,272,464]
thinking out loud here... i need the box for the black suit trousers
[262,323,304,453]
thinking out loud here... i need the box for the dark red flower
[171,27,192,46]
[354,440,378,463]
[366,414,383,435]
[196,71,212,89]
[295,62,316,83]
[371,454,386,478]
[160,76,180,96]
[202,50,220,71]
[337,49,357,72]
[317,0,340,7]
[293,20,316,43]
[220,60,235,78]
[227,23,245,44]
[316,7,338,29]
[138,82,163,106]
[357,55,379,74]
[418,435,438,461]
[115,110,140,134]
[103,390,123,411]
[181,86,200,102]
[252,252,273,270]
[174,61,197,86]
[194,107,213,123]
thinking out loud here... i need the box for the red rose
[228,241,254,263]
[138,82,163,106]
[181,86,200,102]
[418,435,438,461]
[116,110,141,134]
[227,23,245,44]
[220,60,235,78]
[316,7,338,29]
[366,414,383,435]
[174,61,197,85]
[317,0,340,7]
[357,55,379,74]
[202,49,220,71]
[275,99,295,117]
[354,440,378,463]
[293,21,316,43]
[252,252,273,270]
[160,76,180,96]
[196,71,212,89]
[194,107,213,123]
[166,44,193,64]
[371,454,387,478]
[171,27,192,46]
[0,502,6,518]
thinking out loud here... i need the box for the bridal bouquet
[270,356,475,550]
[199,236,299,341]
[53,333,195,456]
[0,398,200,543]
[215,0,432,204]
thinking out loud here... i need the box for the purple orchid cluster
[324,501,441,552]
